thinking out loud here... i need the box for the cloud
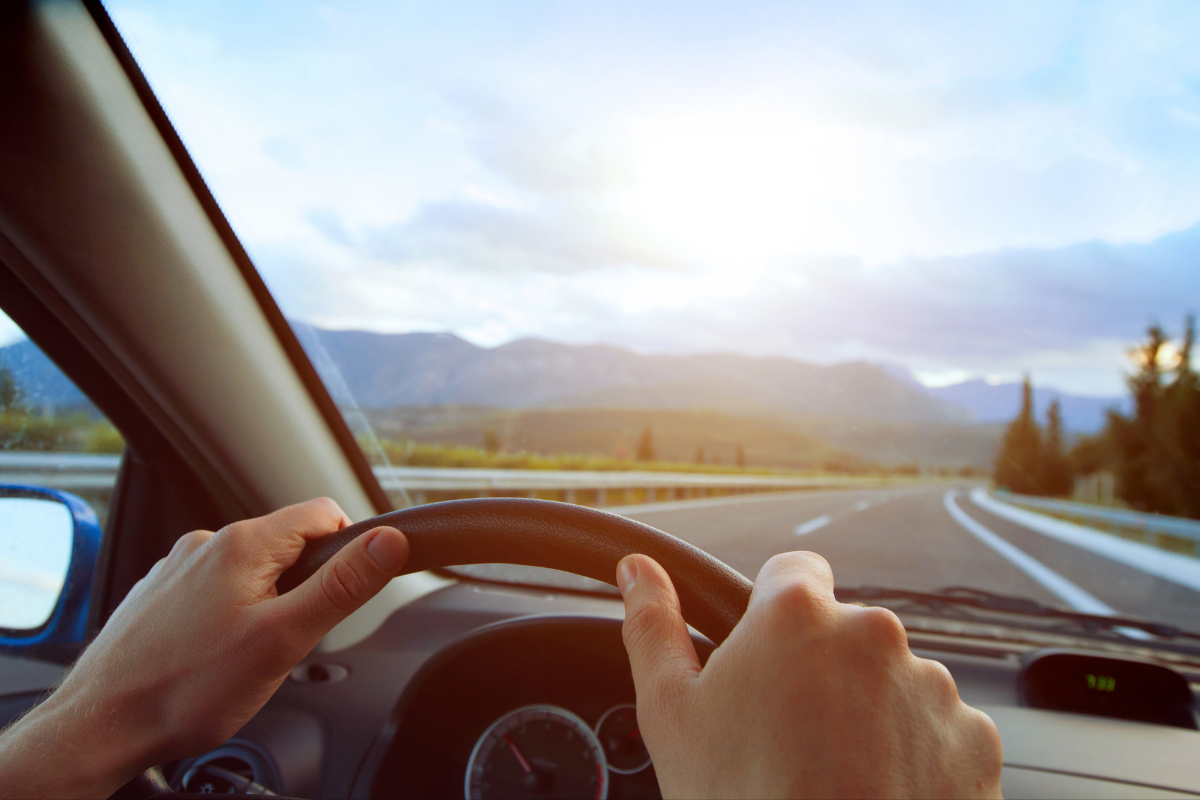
[522,222,1200,394]
[452,92,634,197]
[300,97,688,275]
[360,198,689,275]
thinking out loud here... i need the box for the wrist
[0,683,159,799]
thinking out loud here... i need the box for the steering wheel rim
[277,498,753,645]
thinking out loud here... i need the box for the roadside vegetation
[361,433,979,479]
[0,366,123,453]
[994,316,1200,519]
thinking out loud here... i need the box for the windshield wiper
[835,585,1200,642]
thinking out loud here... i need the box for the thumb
[618,555,701,711]
[275,526,409,642]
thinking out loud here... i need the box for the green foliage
[85,422,126,454]
[994,376,1045,494]
[1066,431,1113,477]
[0,369,124,453]
[0,366,24,413]
[635,425,656,461]
[993,380,1075,497]
[365,436,930,478]
[1040,400,1072,496]
[0,411,74,451]
[1104,317,1200,518]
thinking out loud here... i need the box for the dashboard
[361,617,702,798]
[166,580,1200,799]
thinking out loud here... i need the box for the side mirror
[0,485,101,660]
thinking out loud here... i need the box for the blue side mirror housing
[0,484,102,661]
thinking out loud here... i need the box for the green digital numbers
[1086,674,1116,692]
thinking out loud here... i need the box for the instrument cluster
[366,616,711,799]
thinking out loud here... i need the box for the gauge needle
[502,733,533,774]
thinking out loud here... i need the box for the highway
[621,486,1200,635]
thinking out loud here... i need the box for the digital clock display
[1020,652,1195,730]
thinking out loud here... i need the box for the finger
[270,526,409,644]
[217,497,352,572]
[240,497,352,544]
[748,551,836,613]
[618,555,701,713]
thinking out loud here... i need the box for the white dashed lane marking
[795,515,831,536]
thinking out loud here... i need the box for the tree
[993,375,1043,494]
[635,426,655,462]
[1040,400,1072,496]
[0,366,24,414]
[1107,317,1200,517]
[483,429,500,455]
[735,443,746,469]
[694,446,705,465]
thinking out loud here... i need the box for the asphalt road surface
[622,486,1200,635]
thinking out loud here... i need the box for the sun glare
[618,108,894,270]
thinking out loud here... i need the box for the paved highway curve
[620,486,1200,635]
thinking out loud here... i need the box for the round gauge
[465,705,609,800]
[595,704,651,775]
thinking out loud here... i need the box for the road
[622,486,1200,635]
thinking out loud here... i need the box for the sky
[80,0,1200,395]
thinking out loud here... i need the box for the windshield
[107,1,1200,636]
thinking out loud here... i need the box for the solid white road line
[942,490,1117,616]
[971,488,1200,593]
[795,515,831,535]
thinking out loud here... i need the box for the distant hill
[924,379,1129,433]
[362,406,1004,471]
[0,328,1130,438]
[0,340,89,411]
[295,325,971,424]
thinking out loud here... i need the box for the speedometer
[465,705,609,800]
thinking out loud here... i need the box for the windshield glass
[108,1,1200,635]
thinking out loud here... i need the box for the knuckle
[212,521,250,555]
[173,529,211,555]
[310,496,343,520]
[320,560,365,612]
[965,707,1005,774]
[854,606,909,655]
[916,657,961,706]
[769,580,829,622]
[764,550,832,579]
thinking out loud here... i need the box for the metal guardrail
[2,451,920,506]
[997,491,1200,556]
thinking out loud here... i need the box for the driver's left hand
[0,498,408,800]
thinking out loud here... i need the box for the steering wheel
[117,499,752,798]
[278,497,754,645]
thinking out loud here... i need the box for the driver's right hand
[617,551,1004,799]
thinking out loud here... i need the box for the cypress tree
[636,426,656,462]
[994,376,1043,494]
[1108,318,1200,517]
[0,366,23,414]
[1041,399,1072,496]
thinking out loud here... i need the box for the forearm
[0,689,148,800]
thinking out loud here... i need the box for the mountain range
[1,327,1128,433]
[294,326,1124,432]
